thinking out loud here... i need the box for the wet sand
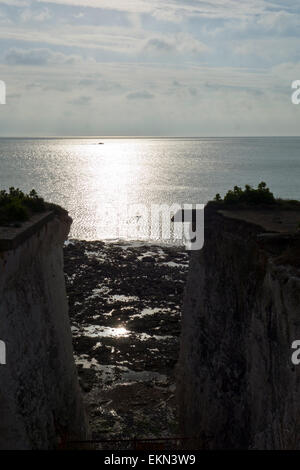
[64,240,189,449]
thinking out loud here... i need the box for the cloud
[74,12,84,19]
[144,34,210,55]
[188,87,197,96]
[78,78,97,86]
[144,38,174,53]
[32,0,258,16]
[19,7,52,22]
[0,2,293,63]
[36,0,153,14]
[35,0,291,22]
[232,37,300,64]
[0,59,296,136]
[151,7,183,23]
[0,0,299,136]
[0,0,29,5]
[7,93,21,100]
[127,91,155,100]
[68,95,92,105]
[204,8,300,39]
[256,10,300,33]
[5,48,83,66]
[78,77,123,92]
[96,80,122,92]
[0,24,141,53]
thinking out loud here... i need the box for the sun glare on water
[110,327,129,337]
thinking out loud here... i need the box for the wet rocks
[64,240,189,445]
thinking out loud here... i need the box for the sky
[0,0,300,136]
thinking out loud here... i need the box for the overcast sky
[0,0,300,136]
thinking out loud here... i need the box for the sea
[0,137,299,241]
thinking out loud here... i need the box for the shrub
[0,187,45,226]
[214,182,276,205]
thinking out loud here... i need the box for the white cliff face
[177,207,300,449]
[0,212,88,449]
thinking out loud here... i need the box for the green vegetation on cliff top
[1,183,299,228]
[0,187,45,226]
[214,182,275,205]
[213,182,300,209]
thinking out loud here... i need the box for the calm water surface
[0,137,299,240]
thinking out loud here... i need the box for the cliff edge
[177,203,300,449]
[0,209,88,449]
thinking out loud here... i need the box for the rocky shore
[64,240,189,449]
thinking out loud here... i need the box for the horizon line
[0,135,300,139]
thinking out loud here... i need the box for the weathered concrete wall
[177,206,300,449]
[0,211,88,449]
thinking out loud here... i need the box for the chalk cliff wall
[177,205,300,449]
[0,211,88,449]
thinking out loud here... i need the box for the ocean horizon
[1,136,299,240]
